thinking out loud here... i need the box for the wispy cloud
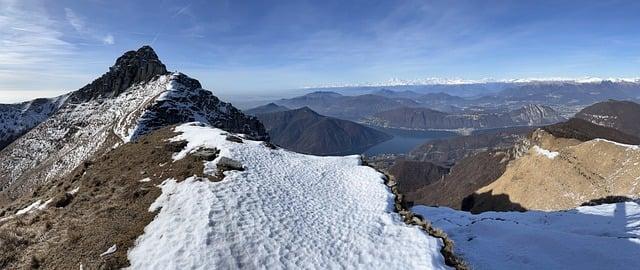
[64,7,115,45]
[0,0,73,66]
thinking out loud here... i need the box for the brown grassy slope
[473,129,640,211]
[0,126,217,269]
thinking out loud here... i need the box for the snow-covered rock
[0,95,68,150]
[127,123,450,269]
[414,203,640,270]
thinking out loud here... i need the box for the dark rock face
[68,46,168,103]
[575,100,640,137]
[131,73,269,141]
[256,107,391,155]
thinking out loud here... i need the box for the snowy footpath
[127,123,450,269]
[414,202,640,270]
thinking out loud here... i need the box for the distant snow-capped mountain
[304,76,640,89]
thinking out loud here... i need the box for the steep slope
[414,202,640,270]
[0,95,67,150]
[0,123,451,269]
[0,46,266,200]
[243,102,290,115]
[575,100,640,137]
[405,150,514,208]
[256,107,391,155]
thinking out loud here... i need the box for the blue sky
[2,0,640,102]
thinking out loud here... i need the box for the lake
[363,127,458,156]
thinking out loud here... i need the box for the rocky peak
[68,46,168,103]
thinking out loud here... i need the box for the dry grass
[0,125,216,269]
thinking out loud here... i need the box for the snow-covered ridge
[303,76,640,88]
[127,123,450,269]
[413,203,640,270]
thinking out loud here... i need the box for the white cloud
[103,34,114,45]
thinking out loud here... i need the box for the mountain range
[1,45,639,269]
[364,104,565,131]
[388,100,640,213]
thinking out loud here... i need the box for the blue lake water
[363,127,458,156]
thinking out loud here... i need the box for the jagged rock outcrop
[255,107,390,155]
[68,46,168,103]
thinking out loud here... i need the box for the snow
[594,138,640,151]
[303,77,640,88]
[138,177,151,183]
[100,244,117,257]
[15,198,53,215]
[413,202,640,270]
[127,123,450,269]
[0,75,172,191]
[532,145,559,159]
[68,187,80,195]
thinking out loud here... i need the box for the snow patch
[138,177,152,183]
[100,244,117,257]
[15,198,53,215]
[68,187,80,195]
[594,138,640,151]
[532,145,559,159]
[413,202,640,270]
[128,123,450,269]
